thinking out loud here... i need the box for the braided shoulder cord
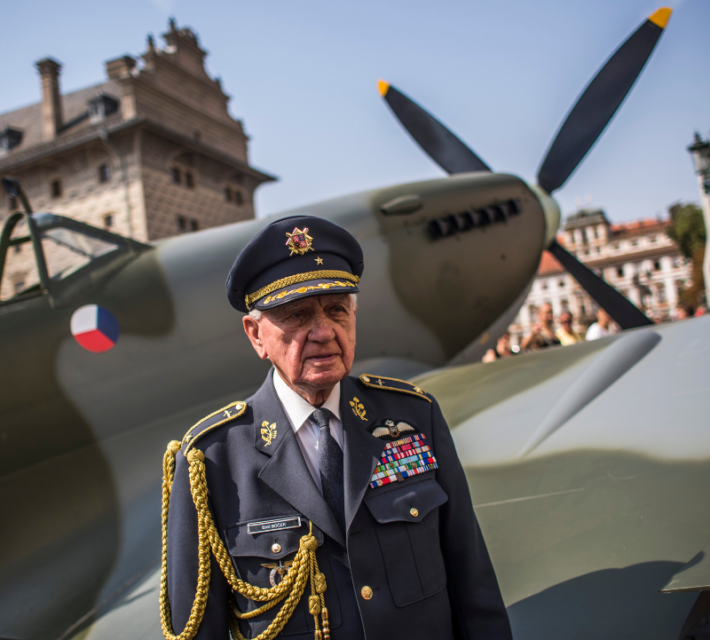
[160,442,332,640]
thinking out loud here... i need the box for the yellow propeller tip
[648,7,672,29]
[377,79,390,97]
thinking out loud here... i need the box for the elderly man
[161,216,511,640]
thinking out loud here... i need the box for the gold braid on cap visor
[244,270,360,310]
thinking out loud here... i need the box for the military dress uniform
[160,216,512,640]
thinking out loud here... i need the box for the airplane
[2,6,706,640]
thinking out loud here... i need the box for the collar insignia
[261,421,278,446]
[372,420,416,439]
[285,227,314,256]
[350,396,367,421]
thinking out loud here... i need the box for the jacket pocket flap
[226,516,324,560]
[364,477,448,524]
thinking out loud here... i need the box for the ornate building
[0,19,274,299]
[509,208,692,344]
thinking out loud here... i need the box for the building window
[98,163,111,183]
[104,214,114,228]
[13,243,21,254]
[656,284,666,303]
[50,179,62,198]
[653,260,661,271]
[595,246,601,254]
[612,242,620,250]
[225,187,232,202]
[616,266,624,278]
[630,238,638,247]
[649,235,657,243]
[560,299,569,311]
[177,215,187,231]
[185,172,195,189]
[581,229,588,244]
[558,279,565,288]
[172,168,182,185]
[235,190,244,206]
[541,280,548,290]
[190,219,199,232]
[13,278,25,294]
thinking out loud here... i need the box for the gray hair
[248,293,358,321]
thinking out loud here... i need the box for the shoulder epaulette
[182,400,248,451]
[359,374,432,403]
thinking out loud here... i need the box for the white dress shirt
[585,322,610,341]
[272,370,343,493]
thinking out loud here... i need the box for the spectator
[482,331,516,362]
[555,311,584,346]
[695,306,707,317]
[521,303,561,351]
[586,308,612,340]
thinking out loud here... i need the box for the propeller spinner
[378,8,672,330]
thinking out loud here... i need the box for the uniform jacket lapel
[340,377,386,533]
[254,372,346,548]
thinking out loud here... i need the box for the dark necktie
[311,408,345,534]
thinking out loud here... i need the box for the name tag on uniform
[247,516,302,535]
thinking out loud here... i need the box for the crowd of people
[482,300,705,363]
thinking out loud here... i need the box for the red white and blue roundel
[70,305,120,353]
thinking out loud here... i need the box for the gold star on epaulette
[182,400,248,451]
[359,374,432,403]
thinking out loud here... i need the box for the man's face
[560,313,572,328]
[598,309,611,327]
[243,294,357,399]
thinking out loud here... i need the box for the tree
[666,202,706,308]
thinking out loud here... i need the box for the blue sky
[1,0,708,223]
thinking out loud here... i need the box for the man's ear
[243,315,269,360]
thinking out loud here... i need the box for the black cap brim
[253,277,359,311]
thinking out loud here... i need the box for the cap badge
[285,227,314,256]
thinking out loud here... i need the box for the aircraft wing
[414,317,710,640]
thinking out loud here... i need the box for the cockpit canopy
[0,212,150,308]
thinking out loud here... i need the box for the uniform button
[361,586,373,600]
[410,508,419,518]
[362,376,370,383]
[272,543,282,553]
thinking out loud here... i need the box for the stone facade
[509,209,692,344]
[0,19,274,301]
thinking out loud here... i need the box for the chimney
[36,58,63,140]
[105,55,136,80]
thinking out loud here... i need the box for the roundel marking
[70,304,119,353]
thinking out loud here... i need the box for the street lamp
[688,132,710,195]
[687,132,710,300]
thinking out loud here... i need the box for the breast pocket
[364,476,449,607]
[224,516,340,636]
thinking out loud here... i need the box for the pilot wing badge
[372,419,415,439]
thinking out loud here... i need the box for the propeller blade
[537,8,672,194]
[547,239,653,330]
[378,80,492,175]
